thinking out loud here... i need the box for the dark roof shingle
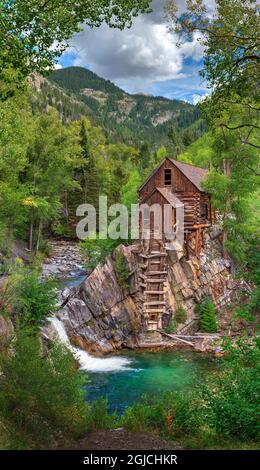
[169,159,208,191]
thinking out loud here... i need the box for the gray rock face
[54,232,237,354]
[57,245,141,354]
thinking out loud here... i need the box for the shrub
[122,396,167,433]
[38,239,53,257]
[80,236,120,270]
[122,338,260,444]
[165,319,178,334]
[235,286,260,322]
[0,277,18,317]
[87,399,118,431]
[198,296,218,333]
[175,306,187,324]
[0,330,89,449]
[15,269,57,329]
[114,250,129,290]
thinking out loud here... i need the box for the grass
[179,434,260,450]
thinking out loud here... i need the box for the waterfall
[47,316,132,372]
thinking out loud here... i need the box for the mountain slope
[33,66,206,146]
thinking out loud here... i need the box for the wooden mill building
[138,158,213,331]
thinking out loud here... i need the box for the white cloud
[68,0,205,93]
[53,63,63,70]
[191,91,210,105]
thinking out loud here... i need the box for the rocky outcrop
[56,246,141,354]
[54,227,238,354]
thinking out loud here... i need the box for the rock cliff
[53,227,238,354]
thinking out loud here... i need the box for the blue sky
[57,0,209,104]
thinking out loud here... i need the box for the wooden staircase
[139,236,168,331]
[177,192,199,231]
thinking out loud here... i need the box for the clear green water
[57,277,216,413]
[84,350,216,414]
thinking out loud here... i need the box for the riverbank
[67,429,182,450]
[42,239,87,279]
[64,428,259,451]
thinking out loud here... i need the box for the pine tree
[168,126,183,159]
[139,142,151,173]
[199,297,218,333]
[114,250,129,290]
[79,119,100,210]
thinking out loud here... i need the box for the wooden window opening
[200,203,208,220]
[164,169,172,185]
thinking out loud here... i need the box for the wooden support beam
[144,290,165,294]
[146,271,167,275]
[145,309,165,313]
[145,301,166,306]
[193,223,211,229]
[140,253,167,259]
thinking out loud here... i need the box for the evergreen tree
[199,297,218,333]
[79,118,100,210]
[138,142,151,173]
[168,126,183,158]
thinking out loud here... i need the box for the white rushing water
[48,316,132,372]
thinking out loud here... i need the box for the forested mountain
[30,66,206,147]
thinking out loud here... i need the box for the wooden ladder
[139,236,168,331]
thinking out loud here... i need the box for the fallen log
[180,334,220,340]
[158,330,195,347]
[158,331,220,341]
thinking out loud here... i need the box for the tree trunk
[64,190,69,221]
[28,215,34,252]
[35,218,42,254]
[222,156,232,259]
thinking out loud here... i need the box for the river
[84,349,216,413]
[49,314,215,414]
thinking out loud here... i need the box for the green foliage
[0,330,89,449]
[169,0,260,277]
[79,118,100,208]
[12,267,57,330]
[1,1,152,99]
[114,250,129,290]
[175,307,187,324]
[80,237,120,270]
[87,399,118,431]
[235,286,260,322]
[120,169,141,209]
[197,297,218,333]
[179,132,213,168]
[168,1,259,109]
[122,338,260,445]
[0,277,18,318]
[168,126,183,157]
[37,239,53,258]
[122,395,167,433]
[165,320,178,334]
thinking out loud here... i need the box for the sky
[57,0,211,104]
